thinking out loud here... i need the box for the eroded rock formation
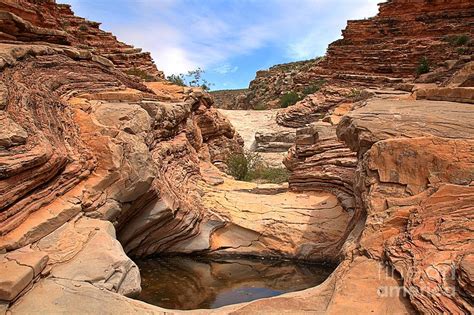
[0,0,473,314]
[0,1,352,311]
[0,0,164,79]
[0,1,249,306]
[210,89,248,109]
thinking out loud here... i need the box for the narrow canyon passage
[218,109,295,167]
[1,0,472,314]
[131,110,352,310]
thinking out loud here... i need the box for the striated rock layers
[0,15,260,309]
[0,1,354,312]
[234,98,473,314]
[277,0,473,127]
[0,1,473,314]
[210,89,248,109]
[335,99,474,314]
[0,0,164,79]
[215,59,319,110]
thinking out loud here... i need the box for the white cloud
[213,64,239,74]
[66,0,381,76]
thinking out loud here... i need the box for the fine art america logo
[376,262,457,298]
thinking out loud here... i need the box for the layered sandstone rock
[325,0,473,77]
[0,38,243,307]
[244,59,320,110]
[239,0,474,127]
[284,122,357,211]
[1,0,473,314]
[334,99,474,314]
[211,89,248,109]
[416,60,474,103]
[200,172,352,262]
[0,0,163,79]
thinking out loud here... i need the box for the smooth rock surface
[337,99,474,155]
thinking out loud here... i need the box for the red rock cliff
[0,0,164,79]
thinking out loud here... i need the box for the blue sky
[61,0,380,90]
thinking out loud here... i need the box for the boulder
[0,113,27,148]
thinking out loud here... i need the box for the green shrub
[248,167,289,184]
[253,103,267,110]
[166,74,186,86]
[454,35,470,46]
[226,151,289,184]
[302,79,326,96]
[347,88,362,99]
[226,153,248,181]
[78,24,88,32]
[280,91,300,108]
[444,34,470,46]
[457,47,469,55]
[416,57,430,75]
[226,151,262,181]
[125,68,155,81]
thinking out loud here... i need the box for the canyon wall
[0,0,164,79]
[210,89,248,109]
[0,0,472,314]
[0,1,353,312]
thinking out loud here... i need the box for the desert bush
[444,34,470,46]
[166,74,186,86]
[416,57,430,75]
[166,68,213,91]
[226,151,289,184]
[253,103,267,110]
[302,79,326,96]
[125,68,155,81]
[347,88,362,99]
[226,151,262,181]
[280,91,300,108]
[248,166,289,184]
[78,24,88,32]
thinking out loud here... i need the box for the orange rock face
[0,0,473,314]
[232,0,474,126]
[0,0,164,79]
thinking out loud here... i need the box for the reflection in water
[136,256,334,310]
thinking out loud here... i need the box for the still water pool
[136,256,334,310]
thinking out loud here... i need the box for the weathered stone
[0,0,472,314]
[202,176,352,262]
[0,0,164,79]
[9,279,164,314]
[0,258,33,301]
[285,122,357,210]
[337,99,474,155]
[48,218,141,297]
[341,113,474,313]
[0,113,27,148]
[0,82,7,110]
[210,89,248,109]
[457,254,474,299]
[5,247,48,277]
[416,87,474,103]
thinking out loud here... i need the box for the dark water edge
[135,256,335,310]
